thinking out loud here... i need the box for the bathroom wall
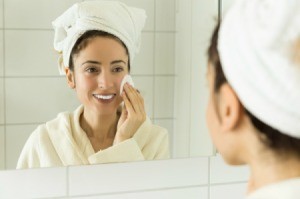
[0,156,249,199]
[0,0,176,170]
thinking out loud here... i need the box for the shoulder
[246,178,300,199]
[27,107,78,142]
[45,105,83,130]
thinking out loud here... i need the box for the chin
[220,151,246,166]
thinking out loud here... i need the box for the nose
[98,70,113,89]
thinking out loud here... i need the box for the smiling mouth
[93,94,116,100]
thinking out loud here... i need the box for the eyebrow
[81,60,126,66]
[111,60,127,65]
[81,60,101,66]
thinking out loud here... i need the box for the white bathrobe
[17,106,169,169]
[246,178,300,199]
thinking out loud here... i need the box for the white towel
[218,0,300,138]
[120,74,135,95]
[52,1,146,75]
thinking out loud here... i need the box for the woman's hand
[114,83,146,145]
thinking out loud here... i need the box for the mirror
[0,0,233,170]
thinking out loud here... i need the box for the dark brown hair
[207,22,300,159]
[69,30,130,71]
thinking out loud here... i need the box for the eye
[112,66,124,73]
[85,67,98,73]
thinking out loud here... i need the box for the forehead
[85,36,126,51]
[75,37,128,59]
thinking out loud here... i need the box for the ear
[218,84,242,131]
[65,68,75,89]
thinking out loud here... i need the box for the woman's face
[70,36,129,116]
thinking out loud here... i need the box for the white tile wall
[210,154,249,184]
[210,183,247,199]
[193,0,219,28]
[4,0,81,29]
[173,0,192,158]
[131,32,154,75]
[155,0,175,31]
[5,30,58,76]
[153,119,174,156]
[0,167,67,198]
[189,0,217,157]
[0,126,4,170]
[132,75,154,118]
[0,0,3,28]
[154,76,174,118]
[5,77,79,124]
[5,124,37,170]
[155,33,175,74]
[0,31,3,77]
[68,157,208,196]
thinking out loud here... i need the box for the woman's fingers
[122,90,135,115]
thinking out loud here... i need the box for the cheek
[206,98,215,133]
[75,75,96,90]
[206,94,220,142]
[116,74,128,93]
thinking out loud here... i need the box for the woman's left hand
[114,83,146,145]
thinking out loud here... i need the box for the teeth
[94,94,114,100]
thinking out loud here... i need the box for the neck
[80,109,119,140]
[247,153,300,194]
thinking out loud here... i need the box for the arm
[88,139,144,164]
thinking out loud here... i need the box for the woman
[206,0,300,198]
[17,1,169,169]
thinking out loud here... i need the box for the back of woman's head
[207,20,300,159]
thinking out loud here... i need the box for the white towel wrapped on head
[218,0,300,138]
[52,0,146,75]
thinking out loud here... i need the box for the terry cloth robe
[245,178,300,199]
[16,105,169,169]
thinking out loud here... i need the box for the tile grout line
[152,0,156,120]
[208,156,211,199]
[171,0,177,158]
[188,0,192,157]
[2,0,6,170]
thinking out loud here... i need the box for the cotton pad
[120,75,135,95]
